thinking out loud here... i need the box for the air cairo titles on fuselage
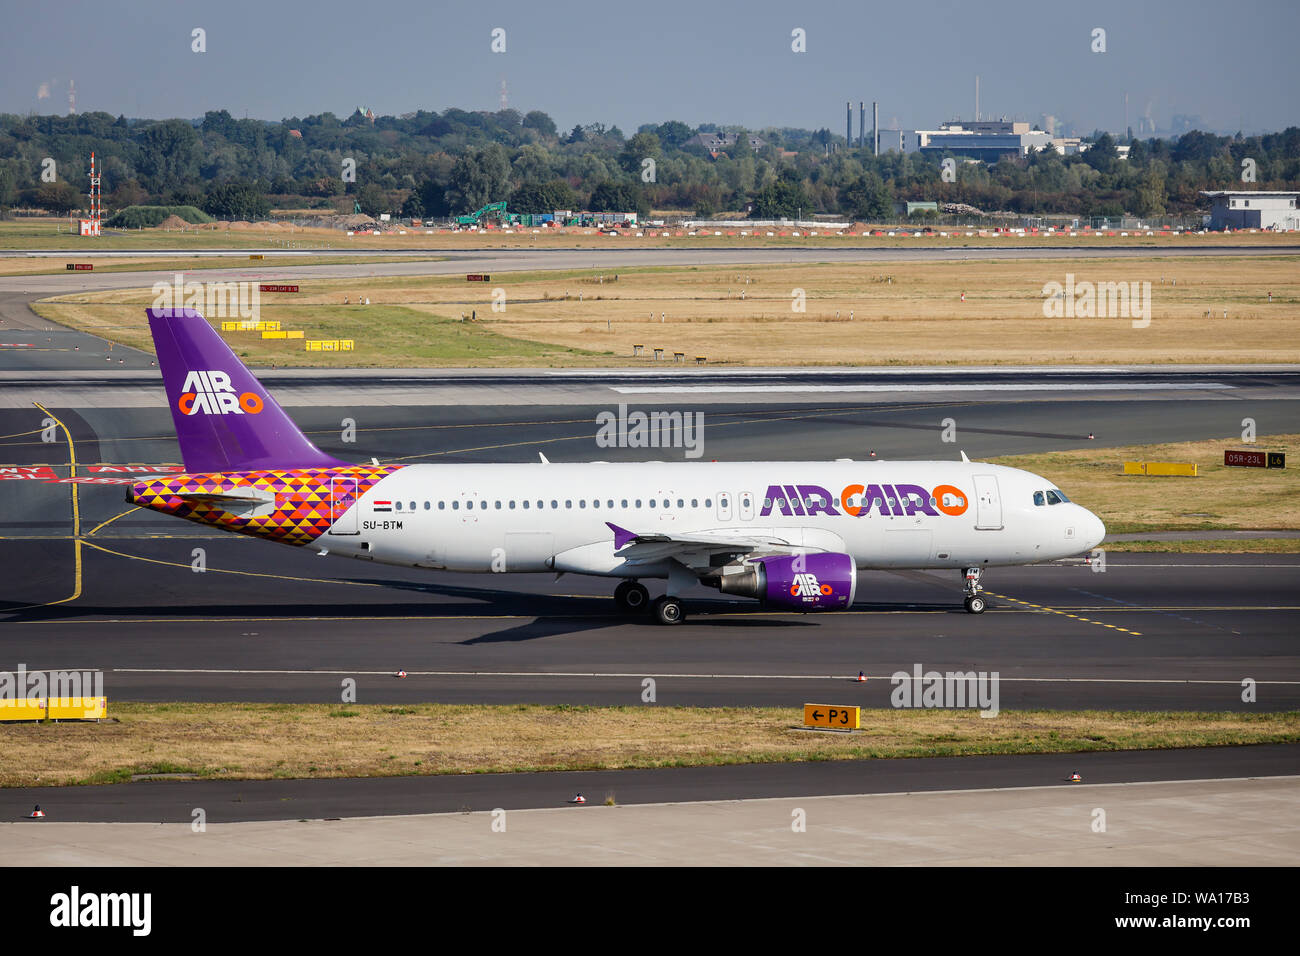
[758,482,968,519]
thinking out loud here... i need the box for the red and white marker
[569,793,586,805]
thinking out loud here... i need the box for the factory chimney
[873,101,879,156]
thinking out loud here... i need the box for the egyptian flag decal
[372,500,392,513]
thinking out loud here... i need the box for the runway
[1,256,1297,840]
[2,394,1298,711]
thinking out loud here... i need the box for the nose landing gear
[962,567,986,614]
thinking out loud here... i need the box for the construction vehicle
[455,201,514,227]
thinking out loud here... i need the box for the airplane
[126,307,1106,624]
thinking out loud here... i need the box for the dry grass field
[1,703,1294,787]
[34,255,1300,366]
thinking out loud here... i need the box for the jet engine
[711,552,857,611]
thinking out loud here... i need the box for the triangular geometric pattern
[128,465,404,545]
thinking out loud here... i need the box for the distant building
[683,131,767,155]
[1201,191,1300,231]
[876,120,1051,160]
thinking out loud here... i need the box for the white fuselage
[314,460,1106,578]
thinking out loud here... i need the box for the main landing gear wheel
[652,595,686,625]
[614,580,650,613]
[963,595,986,614]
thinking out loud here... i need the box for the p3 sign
[178,370,263,416]
[803,704,861,730]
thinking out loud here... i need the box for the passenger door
[972,474,1003,530]
[716,491,733,522]
[738,490,755,521]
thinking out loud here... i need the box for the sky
[2,0,1297,136]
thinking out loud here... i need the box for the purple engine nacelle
[715,552,857,611]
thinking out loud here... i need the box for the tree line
[1,106,1297,222]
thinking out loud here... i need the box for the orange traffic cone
[397,670,407,678]
[28,805,44,818]
[856,671,867,682]
[569,793,586,804]
[1069,772,1082,783]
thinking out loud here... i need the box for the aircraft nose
[1084,509,1106,550]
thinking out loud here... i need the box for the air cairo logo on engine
[177,370,263,416]
[791,572,833,598]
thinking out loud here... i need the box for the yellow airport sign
[803,703,860,730]
[305,339,355,352]
[1124,461,1198,476]
[0,697,106,721]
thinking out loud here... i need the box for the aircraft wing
[604,521,801,568]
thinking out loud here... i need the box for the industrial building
[875,120,1052,159]
[1202,191,1300,231]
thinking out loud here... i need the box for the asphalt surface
[1,253,1297,829]
[6,744,1296,823]
[2,394,1297,711]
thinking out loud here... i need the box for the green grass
[2,702,1295,788]
[31,302,607,367]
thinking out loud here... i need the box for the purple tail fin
[148,308,347,473]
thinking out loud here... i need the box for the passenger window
[551,500,558,509]
[424,501,430,510]
[580,500,587,509]
[395,502,403,511]
[480,501,487,510]
[607,499,614,508]
[439,501,445,510]
[636,499,642,508]
[565,500,572,509]
[705,498,712,508]
[410,501,416,511]
[691,499,697,508]
[522,500,529,509]
[509,500,516,509]
[1033,491,1045,507]
[650,499,656,508]
[591,499,599,508]
[495,501,501,509]
[621,499,628,508]
[452,501,459,510]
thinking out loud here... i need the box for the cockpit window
[1045,489,1065,505]
[1053,489,1070,502]
[1033,491,1045,507]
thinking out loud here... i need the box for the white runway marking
[110,668,1300,685]
[613,383,1234,394]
